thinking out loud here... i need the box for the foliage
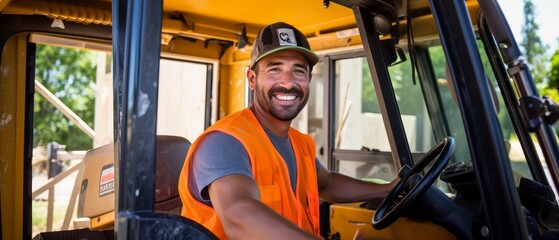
[361,53,424,116]
[520,0,548,88]
[34,45,97,150]
[546,49,559,102]
[361,58,379,113]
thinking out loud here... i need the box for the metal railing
[32,147,86,231]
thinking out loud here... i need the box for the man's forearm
[319,172,393,203]
[216,197,321,240]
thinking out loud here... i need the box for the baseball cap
[250,22,319,69]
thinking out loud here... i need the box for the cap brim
[252,46,319,68]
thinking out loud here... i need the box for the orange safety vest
[178,108,320,239]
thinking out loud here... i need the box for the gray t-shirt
[189,130,319,206]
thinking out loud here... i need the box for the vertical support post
[61,161,86,230]
[323,55,336,171]
[46,142,62,178]
[46,188,54,231]
[353,5,411,169]
[204,64,213,129]
[112,0,163,239]
[24,39,36,240]
[111,0,126,234]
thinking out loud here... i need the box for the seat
[77,135,191,229]
[153,135,192,212]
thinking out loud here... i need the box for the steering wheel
[372,137,455,230]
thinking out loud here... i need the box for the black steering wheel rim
[372,137,455,230]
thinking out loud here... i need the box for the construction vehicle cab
[1,0,558,239]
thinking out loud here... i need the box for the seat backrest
[77,135,191,229]
[154,135,191,211]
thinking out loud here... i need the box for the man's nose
[277,71,296,89]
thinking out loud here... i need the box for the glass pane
[477,43,532,181]
[429,42,534,183]
[428,46,472,164]
[331,56,435,181]
[335,57,435,152]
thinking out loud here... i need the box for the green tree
[34,45,97,150]
[362,58,379,113]
[520,0,548,88]
[545,48,559,102]
[361,53,424,116]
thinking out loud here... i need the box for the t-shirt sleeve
[316,157,322,171]
[189,131,253,204]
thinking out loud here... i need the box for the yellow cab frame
[1,0,558,239]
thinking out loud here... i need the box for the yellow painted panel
[217,64,231,118]
[163,0,354,36]
[162,37,223,60]
[330,203,455,240]
[0,33,28,240]
[218,58,250,118]
[0,0,13,12]
[90,211,115,230]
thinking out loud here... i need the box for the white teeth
[276,95,296,101]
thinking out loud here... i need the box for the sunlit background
[499,0,558,52]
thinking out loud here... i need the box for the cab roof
[0,0,478,54]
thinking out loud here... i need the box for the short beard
[254,84,309,121]
[269,100,305,121]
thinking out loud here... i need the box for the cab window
[326,52,436,182]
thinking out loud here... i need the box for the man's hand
[317,163,398,203]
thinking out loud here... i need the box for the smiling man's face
[248,49,312,121]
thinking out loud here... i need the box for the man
[178,22,396,239]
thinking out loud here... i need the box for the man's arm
[208,174,322,240]
[317,163,397,203]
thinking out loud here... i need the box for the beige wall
[94,54,213,145]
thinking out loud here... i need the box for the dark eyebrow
[293,63,309,71]
[264,61,309,71]
[264,61,284,68]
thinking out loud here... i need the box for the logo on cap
[277,28,297,46]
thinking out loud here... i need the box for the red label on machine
[99,164,114,196]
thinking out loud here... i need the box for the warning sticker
[99,164,114,196]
